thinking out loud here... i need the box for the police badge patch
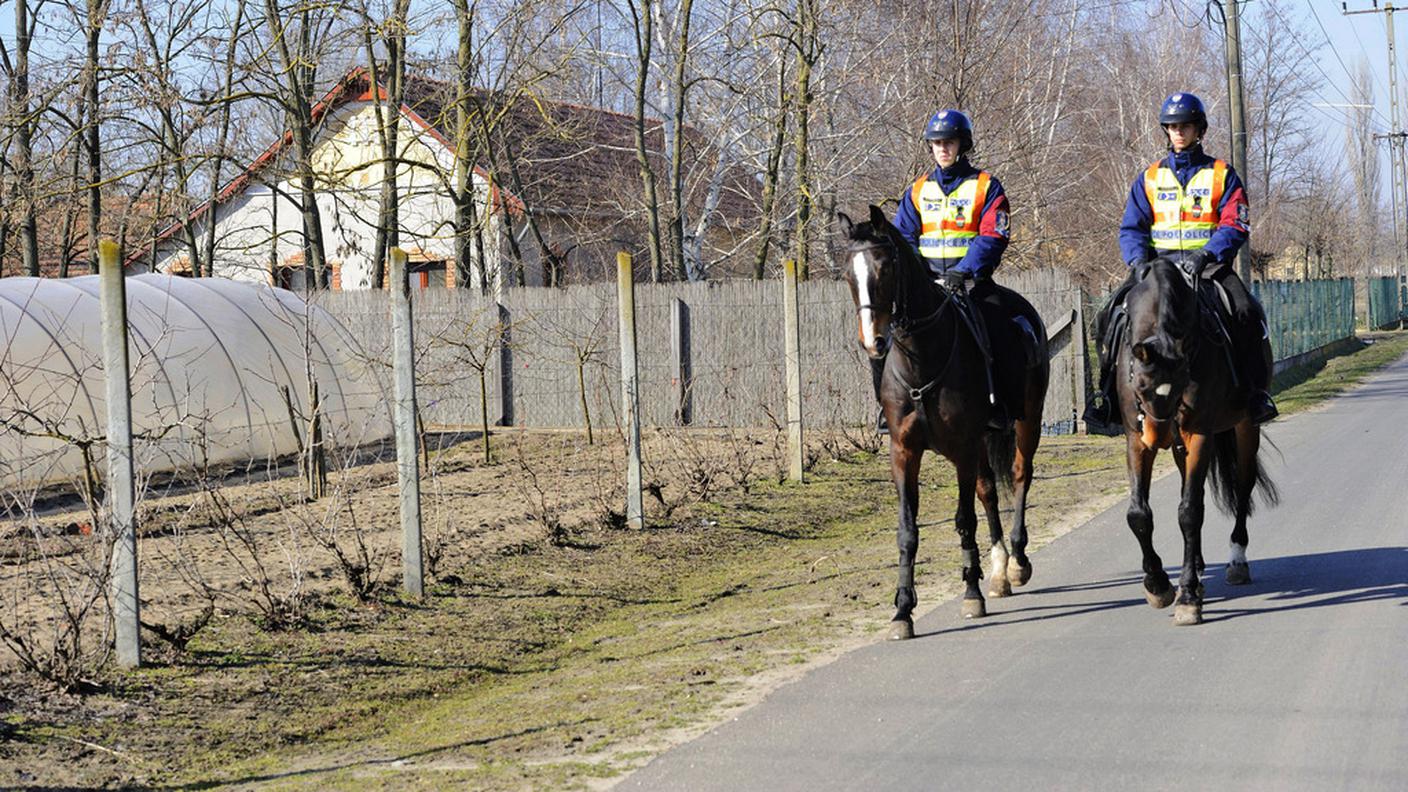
[994,210,1010,236]
[1237,202,1250,228]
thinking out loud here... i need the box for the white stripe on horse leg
[1229,541,1247,565]
[990,542,1009,568]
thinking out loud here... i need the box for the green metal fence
[1366,276,1404,330]
[1252,278,1356,362]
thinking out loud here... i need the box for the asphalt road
[622,352,1408,792]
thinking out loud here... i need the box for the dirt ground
[2,334,1404,791]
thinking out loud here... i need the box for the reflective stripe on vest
[910,171,991,261]
[1143,158,1226,251]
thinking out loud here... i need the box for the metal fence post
[671,297,692,425]
[783,259,804,482]
[99,240,140,668]
[617,253,644,528]
[389,248,424,596]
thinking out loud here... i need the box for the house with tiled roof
[145,67,759,290]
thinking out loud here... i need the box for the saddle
[1098,259,1240,387]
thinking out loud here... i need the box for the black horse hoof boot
[876,409,889,436]
[1249,390,1278,425]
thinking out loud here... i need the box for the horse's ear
[837,211,855,238]
[868,204,888,229]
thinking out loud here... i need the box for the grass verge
[2,331,1403,790]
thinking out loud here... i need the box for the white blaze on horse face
[853,252,879,351]
[1154,383,1172,397]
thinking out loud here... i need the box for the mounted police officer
[872,109,1015,433]
[1084,92,1277,431]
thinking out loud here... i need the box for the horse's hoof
[1008,557,1032,587]
[1225,561,1252,585]
[988,576,1012,598]
[1145,586,1175,609]
[887,619,914,640]
[1172,603,1203,626]
[961,598,986,619]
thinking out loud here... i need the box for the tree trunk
[791,0,819,281]
[753,52,789,279]
[629,0,664,282]
[366,0,411,290]
[11,0,39,276]
[84,0,108,274]
[203,0,247,279]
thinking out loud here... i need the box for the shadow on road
[910,546,1407,638]
[1200,545,1408,623]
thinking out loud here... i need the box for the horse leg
[976,456,1010,598]
[1173,431,1212,626]
[1226,420,1259,585]
[888,441,924,640]
[954,454,987,619]
[1126,433,1173,608]
[1170,442,1204,575]
[1007,418,1040,587]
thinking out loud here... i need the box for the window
[408,260,448,289]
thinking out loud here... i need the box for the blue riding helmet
[1159,92,1207,127]
[922,109,973,153]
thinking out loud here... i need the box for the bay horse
[838,205,1050,640]
[1108,258,1278,625]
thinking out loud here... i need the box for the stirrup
[876,409,889,436]
[1249,391,1278,425]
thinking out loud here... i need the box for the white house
[146,68,759,290]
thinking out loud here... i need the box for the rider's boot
[1247,332,1278,424]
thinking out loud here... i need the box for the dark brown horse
[1109,258,1278,625]
[839,205,1050,640]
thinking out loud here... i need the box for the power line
[1255,0,1395,127]
[1304,0,1393,118]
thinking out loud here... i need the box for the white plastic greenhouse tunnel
[0,274,392,494]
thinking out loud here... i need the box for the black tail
[985,427,1016,494]
[1208,428,1280,516]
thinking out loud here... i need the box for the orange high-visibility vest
[1143,159,1227,251]
[910,171,991,263]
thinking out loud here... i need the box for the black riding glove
[939,270,966,293]
[1189,249,1217,278]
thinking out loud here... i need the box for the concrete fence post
[389,248,424,596]
[99,240,140,668]
[617,253,644,528]
[783,259,804,482]
[671,297,692,425]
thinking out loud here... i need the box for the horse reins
[849,238,960,404]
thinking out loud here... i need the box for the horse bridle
[849,237,960,404]
[847,238,948,334]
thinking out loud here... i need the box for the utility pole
[1346,1,1408,301]
[1374,132,1407,256]
[1220,0,1252,284]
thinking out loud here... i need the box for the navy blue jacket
[893,158,1010,278]
[1119,144,1250,267]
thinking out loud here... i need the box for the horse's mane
[1130,260,1197,360]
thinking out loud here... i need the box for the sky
[1283,0,1399,138]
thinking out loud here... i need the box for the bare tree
[625,0,666,281]
[1,0,41,275]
